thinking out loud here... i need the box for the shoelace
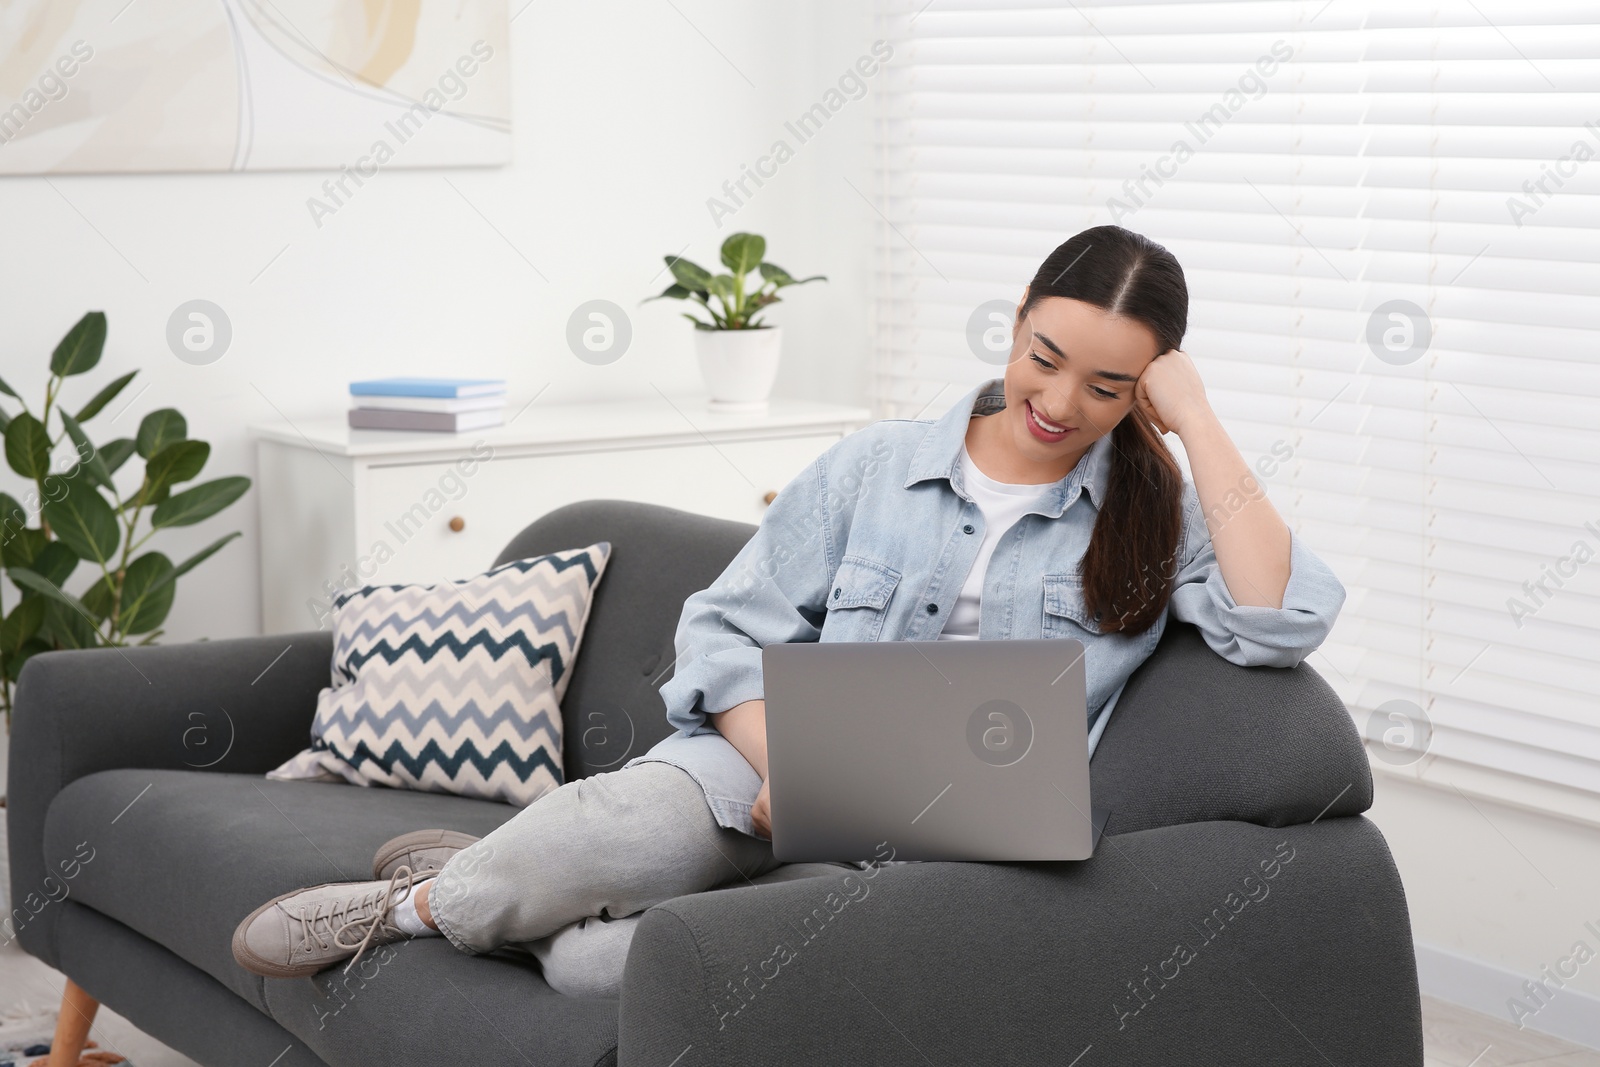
[291,865,417,976]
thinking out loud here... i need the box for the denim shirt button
[833,588,841,600]
[963,524,975,534]
[926,602,938,614]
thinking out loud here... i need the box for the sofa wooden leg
[47,979,99,1067]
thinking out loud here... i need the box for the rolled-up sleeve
[1166,484,1346,668]
[658,455,835,734]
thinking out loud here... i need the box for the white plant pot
[694,326,782,412]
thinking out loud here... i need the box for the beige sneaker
[372,829,481,881]
[231,867,421,978]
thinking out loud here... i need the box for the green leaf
[0,597,46,654]
[0,408,11,435]
[135,408,186,460]
[150,476,250,528]
[99,437,138,475]
[42,480,120,564]
[5,413,51,480]
[51,311,108,378]
[682,313,715,330]
[666,255,714,294]
[89,551,178,634]
[73,369,138,422]
[0,492,27,562]
[28,540,79,588]
[126,532,240,627]
[1,637,51,682]
[80,574,111,620]
[720,233,767,277]
[643,283,693,304]
[760,262,826,289]
[0,373,18,399]
[57,410,115,491]
[40,599,99,649]
[168,530,241,583]
[121,486,167,515]
[145,440,210,496]
[1,527,47,571]
[8,566,90,613]
[758,261,793,285]
[708,274,737,303]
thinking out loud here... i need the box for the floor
[3,932,1597,1067]
[0,937,200,1067]
[1422,996,1600,1067]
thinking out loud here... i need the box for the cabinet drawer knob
[448,516,466,532]
[762,491,777,506]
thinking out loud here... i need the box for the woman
[231,225,1345,995]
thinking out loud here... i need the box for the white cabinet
[250,396,871,634]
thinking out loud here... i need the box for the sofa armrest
[7,632,332,967]
[619,817,1422,1067]
[1092,622,1371,836]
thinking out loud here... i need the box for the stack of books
[348,377,508,432]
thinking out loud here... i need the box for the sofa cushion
[267,543,611,806]
[1091,622,1371,835]
[43,768,523,1013]
[491,501,761,782]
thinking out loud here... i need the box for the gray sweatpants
[426,760,852,997]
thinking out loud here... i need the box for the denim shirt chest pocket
[824,555,901,642]
[1043,572,1161,656]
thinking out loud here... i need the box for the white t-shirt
[940,440,1056,640]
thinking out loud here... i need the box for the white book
[352,394,505,414]
[348,408,506,433]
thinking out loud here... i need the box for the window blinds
[870,0,1600,811]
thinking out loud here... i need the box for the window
[871,0,1600,816]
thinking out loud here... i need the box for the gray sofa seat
[41,770,522,1013]
[9,500,1422,1067]
[45,767,619,1066]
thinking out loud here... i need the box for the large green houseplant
[647,232,825,410]
[0,311,250,729]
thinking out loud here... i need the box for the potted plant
[0,312,251,739]
[647,232,825,410]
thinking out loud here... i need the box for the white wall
[1368,774,1600,1047]
[0,0,877,646]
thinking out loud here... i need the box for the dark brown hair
[1019,225,1187,635]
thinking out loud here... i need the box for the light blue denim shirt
[624,378,1347,838]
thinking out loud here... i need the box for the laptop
[762,639,1110,863]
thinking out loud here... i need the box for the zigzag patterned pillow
[266,542,611,807]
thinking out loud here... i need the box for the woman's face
[995,294,1163,478]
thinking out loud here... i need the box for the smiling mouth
[1025,400,1073,435]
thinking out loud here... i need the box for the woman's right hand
[751,778,772,840]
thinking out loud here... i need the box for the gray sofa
[8,499,1424,1066]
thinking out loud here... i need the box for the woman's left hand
[751,779,772,840]
[1134,348,1211,437]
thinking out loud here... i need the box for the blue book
[349,377,506,399]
